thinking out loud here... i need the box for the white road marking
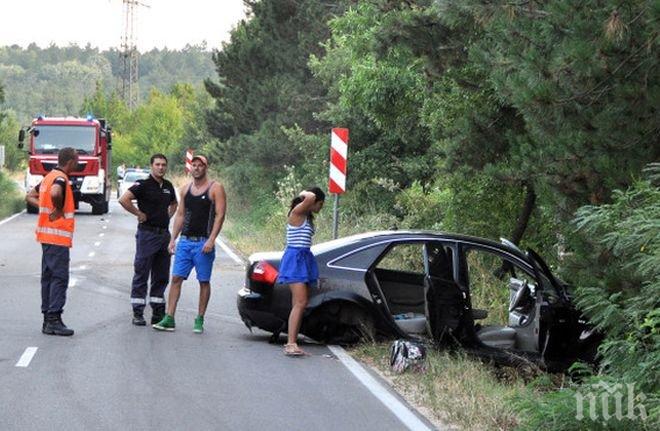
[0,210,26,227]
[215,238,244,264]
[99,233,105,237]
[15,347,38,367]
[88,251,96,258]
[68,277,77,287]
[74,265,88,271]
[94,241,101,246]
[328,345,433,431]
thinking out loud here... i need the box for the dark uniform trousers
[131,228,170,314]
[41,244,70,314]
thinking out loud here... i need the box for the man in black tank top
[153,155,226,334]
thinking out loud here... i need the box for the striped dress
[276,219,319,285]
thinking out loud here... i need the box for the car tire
[92,201,109,215]
[26,203,38,214]
[307,302,375,345]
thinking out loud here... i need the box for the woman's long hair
[288,187,325,226]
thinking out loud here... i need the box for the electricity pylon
[120,0,150,110]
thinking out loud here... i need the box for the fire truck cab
[19,116,112,215]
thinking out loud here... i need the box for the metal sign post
[328,128,349,239]
[332,193,340,239]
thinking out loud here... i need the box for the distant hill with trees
[0,43,215,123]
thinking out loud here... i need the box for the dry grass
[352,343,529,431]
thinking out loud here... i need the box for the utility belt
[138,224,169,235]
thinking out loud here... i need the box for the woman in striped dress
[278,187,325,356]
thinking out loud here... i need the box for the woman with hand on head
[278,187,325,356]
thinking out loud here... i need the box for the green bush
[515,164,660,430]
[0,170,23,218]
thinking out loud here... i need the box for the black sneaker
[132,312,147,326]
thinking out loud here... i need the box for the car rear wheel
[26,203,38,214]
[92,201,109,215]
[306,302,375,345]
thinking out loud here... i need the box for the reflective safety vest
[36,170,75,247]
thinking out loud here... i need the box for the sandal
[284,343,308,357]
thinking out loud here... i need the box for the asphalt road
[0,200,436,431]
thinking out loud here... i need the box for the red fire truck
[19,116,112,214]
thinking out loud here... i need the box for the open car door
[526,248,601,368]
[423,241,467,344]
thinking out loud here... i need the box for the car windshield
[123,172,150,182]
[33,126,96,155]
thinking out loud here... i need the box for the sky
[0,0,248,52]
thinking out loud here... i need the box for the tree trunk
[495,182,536,279]
[510,182,536,245]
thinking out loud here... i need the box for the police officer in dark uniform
[119,154,178,326]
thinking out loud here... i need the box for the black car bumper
[236,287,285,333]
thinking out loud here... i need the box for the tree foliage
[572,164,660,392]
[204,0,345,198]
[0,43,214,123]
[81,82,212,170]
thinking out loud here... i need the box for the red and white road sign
[185,149,193,173]
[329,128,349,194]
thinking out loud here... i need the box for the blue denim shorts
[172,237,215,282]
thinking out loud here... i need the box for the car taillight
[251,260,279,284]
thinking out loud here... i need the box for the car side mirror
[107,128,112,149]
[18,129,25,149]
[509,282,532,312]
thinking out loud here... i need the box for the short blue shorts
[172,237,216,282]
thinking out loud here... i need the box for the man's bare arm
[49,183,65,220]
[26,187,39,208]
[207,183,226,243]
[168,185,188,254]
[168,200,178,219]
[201,183,226,253]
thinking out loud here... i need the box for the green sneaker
[193,315,204,333]
[153,314,175,331]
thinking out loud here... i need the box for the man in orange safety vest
[26,147,79,336]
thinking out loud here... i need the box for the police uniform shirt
[129,175,177,229]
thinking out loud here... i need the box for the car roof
[312,230,529,261]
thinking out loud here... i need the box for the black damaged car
[237,231,600,370]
